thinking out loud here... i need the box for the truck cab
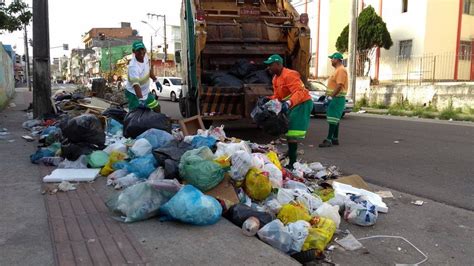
[179,0,311,122]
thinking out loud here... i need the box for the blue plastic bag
[191,136,217,149]
[30,142,61,164]
[113,154,157,179]
[160,185,222,225]
[107,118,123,136]
[137,128,174,149]
[179,147,225,192]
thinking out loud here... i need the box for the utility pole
[163,15,167,62]
[348,0,358,103]
[147,13,167,62]
[32,0,53,117]
[23,24,31,91]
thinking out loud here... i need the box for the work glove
[281,100,291,113]
[138,99,147,108]
[261,97,271,104]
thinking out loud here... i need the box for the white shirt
[126,54,151,99]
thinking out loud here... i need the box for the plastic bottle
[242,217,260,236]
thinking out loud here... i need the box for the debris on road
[411,200,425,206]
[57,181,77,192]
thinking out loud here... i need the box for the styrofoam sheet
[43,169,100,183]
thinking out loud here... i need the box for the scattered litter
[335,232,363,251]
[394,140,400,144]
[411,200,424,206]
[22,135,35,142]
[375,190,394,198]
[397,247,402,251]
[357,110,367,113]
[57,181,77,192]
[9,102,16,108]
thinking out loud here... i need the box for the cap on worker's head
[264,54,284,65]
[132,41,146,52]
[329,52,344,60]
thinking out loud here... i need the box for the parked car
[150,77,182,102]
[308,80,354,117]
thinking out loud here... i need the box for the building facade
[294,0,474,81]
[82,22,143,49]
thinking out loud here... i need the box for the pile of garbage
[204,59,273,88]
[24,104,389,263]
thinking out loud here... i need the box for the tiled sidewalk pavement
[40,164,150,265]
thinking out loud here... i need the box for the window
[399,40,413,59]
[402,0,408,13]
[464,0,474,15]
[459,41,472,60]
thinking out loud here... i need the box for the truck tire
[179,96,198,118]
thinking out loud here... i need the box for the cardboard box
[205,175,239,208]
[325,175,371,191]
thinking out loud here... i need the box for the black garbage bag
[102,107,127,124]
[228,59,257,79]
[61,143,97,161]
[62,114,105,148]
[153,140,193,180]
[251,97,288,137]
[123,107,171,139]
[210,72,244,88]
[244,69,273,85]
[224,203,274,228]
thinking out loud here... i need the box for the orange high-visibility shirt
[270,68,312,107]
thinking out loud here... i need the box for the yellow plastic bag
[315,188,335,202]
[277,203,311,225]
[244,168,272,201]
[266,151,282,170]
[302,217,336,251]
[100,151,127,176]
[214,155,231,169]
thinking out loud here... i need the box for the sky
[0,0,182,59]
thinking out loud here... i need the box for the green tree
[0,1,32,33]
[336,6,393,76]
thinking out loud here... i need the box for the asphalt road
[159,100,474,211]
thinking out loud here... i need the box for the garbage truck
[178,0,311,122]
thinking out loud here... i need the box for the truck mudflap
[198,85,273,121]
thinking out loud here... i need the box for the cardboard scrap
[376,190,394,198]
[326,175,371,191]
[179,115,205,136]
[205,175,239,208]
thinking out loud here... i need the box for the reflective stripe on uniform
[147,99,159,109]
[286,130,306,138]
[327,116,340,125]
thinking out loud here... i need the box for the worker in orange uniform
[264,54,313,169]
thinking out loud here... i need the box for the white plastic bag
[104,142,127,154]
[263,163,283,188]
[287,220,311,253]
[263,198,283,215]
[130,138,152,157]
[314,202,341,228]
[148,167,165,182]
[257,219,293,253]
[309,162,325,171]
[277,188,323,214]
[230,150,253,181]
[284,180,309,191]
[251,153,268,170]
[293,162,314,175]
[115,173,140,189]
[344,195,378,226]
[107,169,129,186]
[215,141,251,157]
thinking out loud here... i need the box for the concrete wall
[356,82,474,111]
[0,43,15,109]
